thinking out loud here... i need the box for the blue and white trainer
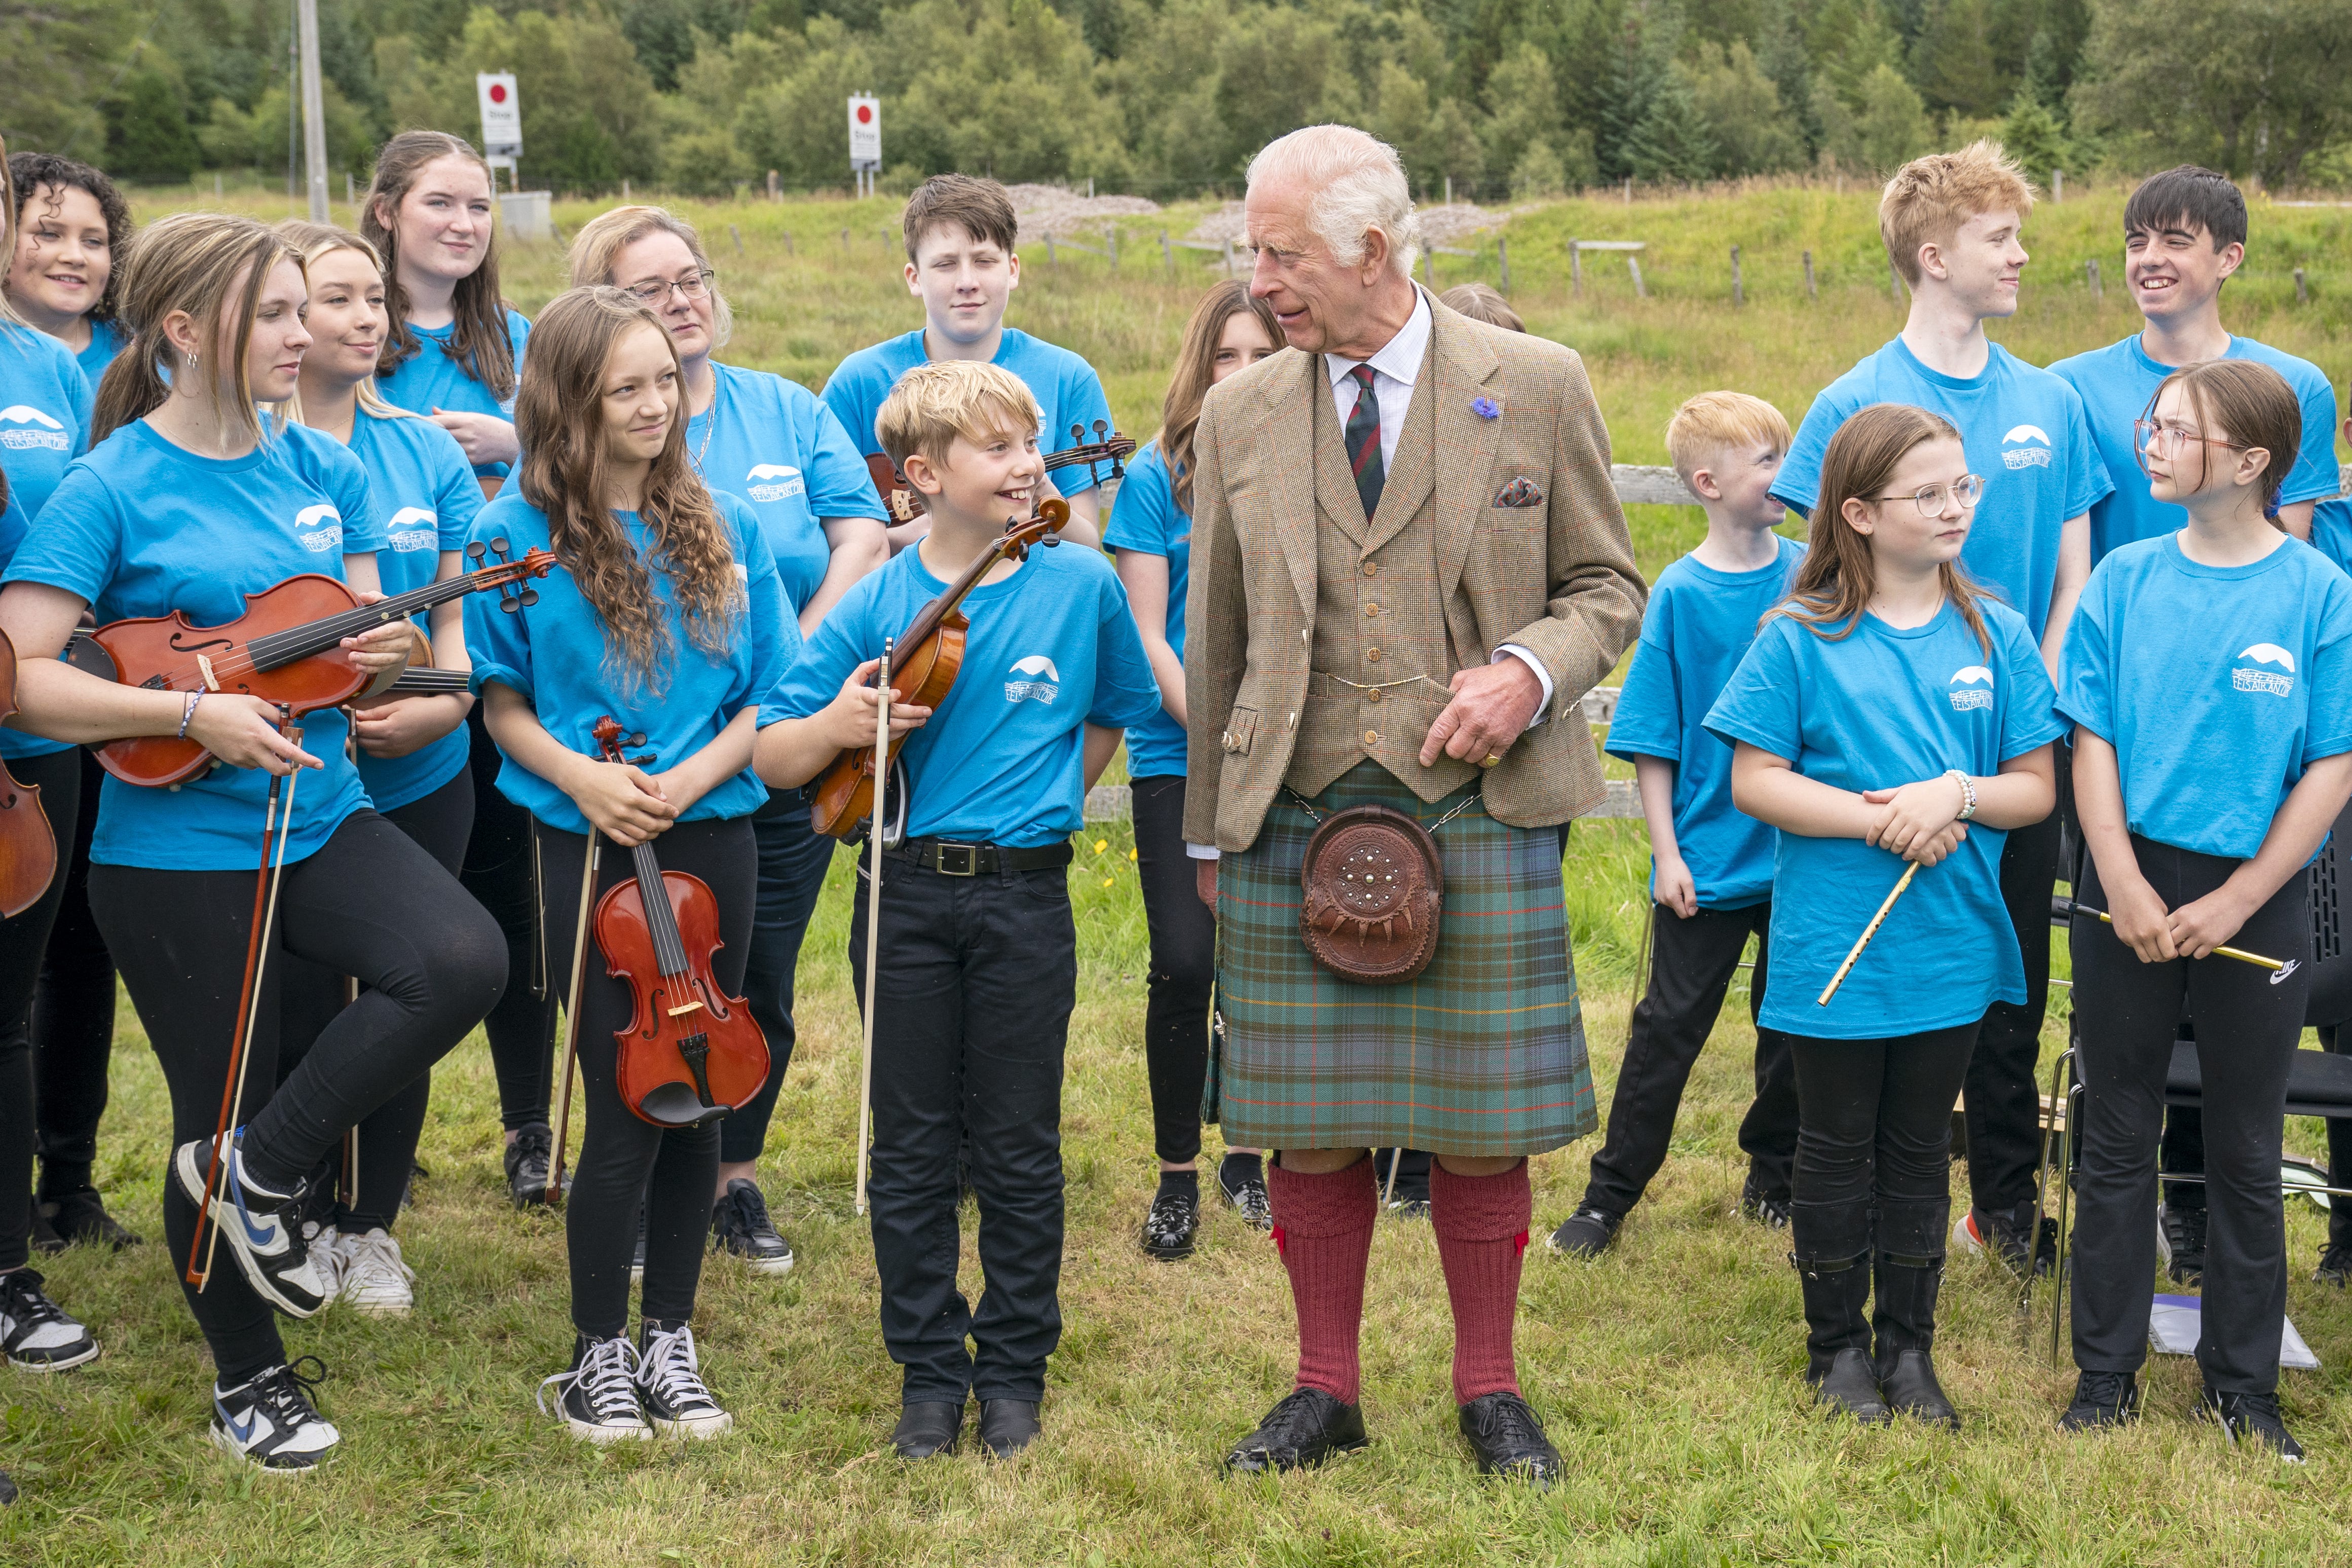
[0,1267,98,1370]
[173,1131,329,1317]
[211,1358,339,1473]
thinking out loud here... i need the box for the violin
[588,715,770,1127]
[808,497,1070,839]
[863,425,1135,526]
[0,629,58,919]
[69,537,552,788]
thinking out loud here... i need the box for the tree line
[5,0,2349,202]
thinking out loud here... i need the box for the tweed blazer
[1182,295,1647,851]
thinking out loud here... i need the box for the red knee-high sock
[1430,1158,1532,1405]
[1265,1156,1377,1405]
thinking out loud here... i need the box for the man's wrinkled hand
[1418,659,1543,768]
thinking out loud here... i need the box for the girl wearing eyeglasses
[1707,401,2060,1432]
[2054,359,2352,1461]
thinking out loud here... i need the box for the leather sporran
[1298,804,1444,985]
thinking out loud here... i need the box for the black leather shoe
[1139,1189,1198,1260]
[2202,1386,2304,1463]
[1545,1206,1619,1259]
[40,1188,143,1250]
[2058,1370,2140,1432]
[978,1398,1041,1457]
[1878,1349,1959,1430]
[890,1400,965,1459]
[505,1123,557,1209]
[1457,1391,1561,1486]
[1808,1348,1891,1423]
[1223,1387,1368,1474]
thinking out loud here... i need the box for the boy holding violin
[757,360,1159,1461]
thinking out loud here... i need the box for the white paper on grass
[2148,1293,2319,1370]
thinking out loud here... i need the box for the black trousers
[1789,1024,1978,1223]
[0,750,83,1270]
[1132,776,1214,1166]
[92,810,504,1383]
[1582,898,1796,1216]
[537,817,754,1339]
[1962,789,2063,1218]
[716,802,837,1165]
[460,707,558,1131]
[2069,837,2307,1395]
[31,752,112,1202]
[849,849,1076,1404]
[277,769,475,1231]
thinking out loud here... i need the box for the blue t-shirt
[374,309,532,479]
[0,321,93,518]
[762,539,1161,846]
[1774,339,2112,641]
[1704,598,2066,1038]
[1605,536,1807,910]
[0,487,64,763]
[7,421,384,870]
[2047,333,2342,565]
[348,409,483,810]
[820,327,1118,498]
[465,490,796,835]
[688,361,883,612]
[2313,498,2352,577]
[1099,439,1189,780]
[77,317,125,384]
[2058,534,2352,861]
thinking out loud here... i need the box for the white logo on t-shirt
[744,463,805,503]
[2001,423,2052,470]
[1949,664,1994,712]
[2234,642,2296,696]
[386,506,438,552]
[1005,654,1061,704]
[0,404,68,452]
[293,502,344,552]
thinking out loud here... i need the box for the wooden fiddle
[808,497,1070,839]
[69,538,551,788]
[0,628,58,919]
[588,715,770,1128]
[863,424,1135,526]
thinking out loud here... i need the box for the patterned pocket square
[1491,475,1544,508]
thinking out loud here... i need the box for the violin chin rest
[636,1083,733,1128]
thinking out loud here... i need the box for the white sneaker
[636,1321,732,1439]
[538,1335,652,1443]
[0,1268,98,1371]
[334,1228,416,1317]
[302,1223,345,1307]
[211,1359,339,1473]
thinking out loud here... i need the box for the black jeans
[717,801,837,1165]
[1789,1024,1978,1225]
[849,848,1076,1405]
[0,750,82,1270]
[1962,790,2062,1218]
[92,810,504,1383]
[1582,899,1796,1217]
[538,817,755,1339]
[2069,837,2307,1396]
[1132,776,1214,1166]
[31,752,113,1202]
[277,769,475,1231]
[461,706,558,1131]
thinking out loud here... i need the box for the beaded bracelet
[177,690,203,740]
[1944,768,1977,822]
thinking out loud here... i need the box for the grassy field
[9,180,2352,1563]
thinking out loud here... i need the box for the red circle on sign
[856,104,873,123]
[490,83,508,103]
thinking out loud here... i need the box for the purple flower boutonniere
[1471,396,1501,420]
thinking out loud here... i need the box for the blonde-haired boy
[1549,390,1805,1257]
[1770,138,2112,1281]
[754,357,1160,1461]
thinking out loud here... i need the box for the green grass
[13,180,2352,1563]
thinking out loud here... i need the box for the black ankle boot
[1791,1199,1887,1423]
[1873,1201,1958,1431]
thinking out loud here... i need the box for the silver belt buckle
[936,841,980,876]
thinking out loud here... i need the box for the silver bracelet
[177,690,203,740]
[1945,768,1977,821]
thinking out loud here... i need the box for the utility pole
[296,0,330,222]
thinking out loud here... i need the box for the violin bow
[854,638,893,1217]
[546,827,602,1205]
[188,706,307,1290]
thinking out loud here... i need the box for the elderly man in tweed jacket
[1185,124,1645,1484]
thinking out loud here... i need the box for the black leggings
[31,753,113,1202]
[1132,775,1214,1166]
[461,707,558,1131]
[0,749,83,1271]
[537,816,755,1339]
[92,810,505,1383]
[1788,1023,1979,1257]
[277,769,476,1231]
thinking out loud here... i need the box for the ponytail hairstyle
[566,204,734,348]
[1773,402,1993,656]
[360,131,515,401]
[1158,279,1283,512]
[272,219,413,427]
[514,286,743,688]
[91,212,300,448]
[2140,358,2302,528]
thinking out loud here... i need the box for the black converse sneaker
[172,1131,329,1317]
[211,1358,338,1473]
[637,1321,732,1439]
[710,1178,795,1275]
[538,1334,652,1443]
[0,1268,98,1370]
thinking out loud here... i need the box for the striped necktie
[1342,363,1385,522]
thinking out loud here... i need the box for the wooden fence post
[2296,267,2309,304]
[729,224,743,255]
[1498,235,1511,295]
[1161,231,1172,274]
[1888,254,1904,300]
[2087,258,2101,297]
[1627,255,1646,298]
[1571,240,1582,295]
[1803,249,1816,301]
[1731,244,1743,306]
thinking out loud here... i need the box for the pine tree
[103,67,202,184]
[1625,63,1721,182]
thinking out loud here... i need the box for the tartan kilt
[1210,761,1594,1156]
